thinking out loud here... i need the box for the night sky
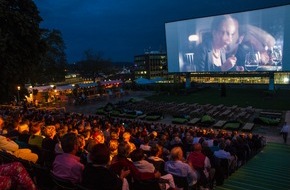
[34,0,290,63]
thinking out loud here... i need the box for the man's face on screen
[214,19,237,48]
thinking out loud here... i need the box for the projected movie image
[166,5,290,73]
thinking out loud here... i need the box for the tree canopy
[0,0,46,102]
[37,29,67,84]
[71,49,112,80]
[0,0,68,102]
[0,0,112,103]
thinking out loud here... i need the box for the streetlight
[17,86,21,103]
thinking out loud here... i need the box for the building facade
[134,51,167,79]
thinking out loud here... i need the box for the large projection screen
[166,5,290,73]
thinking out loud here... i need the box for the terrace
[91,87,288,134]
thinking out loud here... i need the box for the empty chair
[0,150,16,164]
[31,163,54,190]
[132,178,162,190]
[50,172,77,190]
[172,174,188,190]
[213,156,230,186]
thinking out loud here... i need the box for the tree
[74,49,112,81]
[37,29,67,83]
[0,0,46,102]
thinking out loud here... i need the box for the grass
[223,122,241,130]
[145,115,162,121]
[145,87,290,111]
[172,118,188,124]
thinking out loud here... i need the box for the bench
[260,111,282,117]
[213,120,227,129]
[188,118,201,125]
[231,105,238,110]
[216,104,224,109]
[220,109,231,117]
[241,123,255,132]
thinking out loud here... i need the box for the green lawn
[145,87,290,111]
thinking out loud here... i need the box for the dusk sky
[34,0,290,64]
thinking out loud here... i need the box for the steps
[215,142,290,190]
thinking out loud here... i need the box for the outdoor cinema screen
[165,4,290,73]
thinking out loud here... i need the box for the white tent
[32,84,75,92]
[78,82,98,88]
[56,84,75,91]
[32,85,52,92]
[134,78,155,84]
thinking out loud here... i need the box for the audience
[109,139,119,161]
[131,148,176,190]
[0,105,267,189]
[148,131,158,147]
[140,136,151,152]
[40,125,58,168]
[110,142,160,183]
[0,116,5,135]
[147,144,166,175]
[201,141,215,168]
[0,134,38,163]
[122,132,136,154]
[28,121,44,149]
[82,143,130,190]
[187,143,215,188]
[165,146,198,186]
[213,142,237,171]
[86,129,105,152]
[52,132,84,184]
[76,134,89,165]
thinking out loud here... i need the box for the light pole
[17,86,20,103]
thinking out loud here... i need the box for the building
[134,52,290,87]
[189,72,290,86]
[134,51,168,80]
[133,51,290,89]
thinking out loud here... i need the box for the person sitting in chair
[131,148,176,190]
[52,133,84,184]
[165,146,198,187]
[82,143,130,190]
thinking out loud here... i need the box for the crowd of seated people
[130,148,176,190]
[0,106,266,190]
